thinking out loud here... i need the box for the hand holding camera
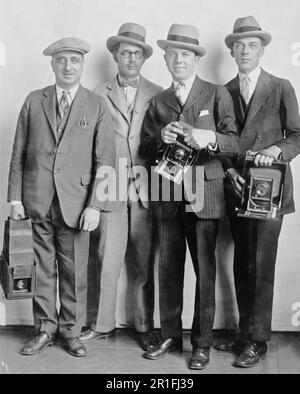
[253,145,282,167]
[184,129,217,150]
[161,122,184,144]
[10,204,26,220]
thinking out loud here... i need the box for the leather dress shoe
[189,347,210,370]
[79,328,115,342]
[62,337,87,357]
[21,332,55,355]
[143,337,182,360]
[234,341,267,368]
[137,330,158,351]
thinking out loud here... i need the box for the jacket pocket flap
[204,167,225,180]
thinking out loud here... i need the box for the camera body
[236,151,287,220]
[0,218,36,300]
[154,121,197,184]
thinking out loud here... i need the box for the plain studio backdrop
[0,0,300,332]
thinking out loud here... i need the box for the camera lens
[174,149,185,160]
[255,182,270,197]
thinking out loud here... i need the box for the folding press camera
[0,218,36,299]
[236,151,287,220]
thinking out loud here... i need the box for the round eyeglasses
[117,50,144,59]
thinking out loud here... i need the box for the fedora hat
[225,16,272,49]
[157,24,206,57]
[106,23,153,59]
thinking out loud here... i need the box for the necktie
[59,90,70,119]
[119,78,139,88]
[174,82,185,105]
[240,74,250,104]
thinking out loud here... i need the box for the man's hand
[226,168,245,197]
[10,204,26,220]
[184,129,216,150]
[161,122,184,144]
[79,207,100,232]
[253,145,282,167]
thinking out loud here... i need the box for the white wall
[1,0,300,331]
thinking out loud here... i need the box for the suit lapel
[228,76,245,128]
[162,85,182,114]
[107,77,130,125]
[42,85,57,141]
[62,85,87,138]
[244,69,273,129]
[130,77,151,136]
[183,76,205,112]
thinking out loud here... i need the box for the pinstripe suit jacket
[140,76,239,219]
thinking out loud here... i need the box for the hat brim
[157,40,206,57]
[106,36,153,59]
[43,47,88,56]
[225,31,272,49]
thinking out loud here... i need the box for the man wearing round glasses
[79,23,163,351]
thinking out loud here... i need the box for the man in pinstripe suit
[140,24,239,369]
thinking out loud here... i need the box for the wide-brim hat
[43,37,90,56]
[225,16,272,49]
[106,22,153,59]
[157,23,206,57]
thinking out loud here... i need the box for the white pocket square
[199,110,209,117]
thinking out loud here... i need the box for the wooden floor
[0,326,300,374]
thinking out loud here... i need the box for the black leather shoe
[143,337,182,360]
[234,341,267,368]
[62,337,87,357]
[137,330,158,351]
[79,328,115,342]
[21,332,55,355]
[189,347,210,370]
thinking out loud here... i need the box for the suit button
[54,169,60,174]
[257,135,262,140]
[179,114,185,121]
[50,151,55,156]
[57,128,62,134]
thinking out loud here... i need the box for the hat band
[119,31,145,43]
[234,26,262,34]
[167,34,199,46]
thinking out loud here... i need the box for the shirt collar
[173,74,196,92]
[56,84,80,102]
[239,66,261,84]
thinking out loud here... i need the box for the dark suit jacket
[224,69,300,215]
[140,76,239,219]
[7,85,116,227]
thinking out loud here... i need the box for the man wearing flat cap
[7,37,115,357]
[79,23,163,350]
[215,16,300,367]
[140,23,239,369]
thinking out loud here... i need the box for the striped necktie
[174,82,185,105]
[59,90,70,119]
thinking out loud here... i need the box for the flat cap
[43,37,91,56]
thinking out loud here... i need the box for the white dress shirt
[239,66,261,103]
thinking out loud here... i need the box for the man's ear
[51,59,55,71]
[230,49,235,58]
[260,46,265,59]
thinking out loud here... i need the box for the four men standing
[6,16,300,370]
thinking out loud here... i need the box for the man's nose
[242,45,249,54]
[175,54,183,63]
[64,60,72,70]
